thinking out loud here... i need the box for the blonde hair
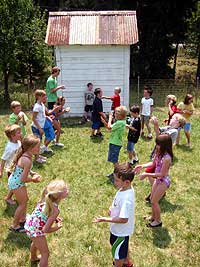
[115,106,127,120]
[10,101,21,109]
[34,89,46,100]
[5,124,21,140]
[172,114,186,128]
[115,87,121,94]
[9,134,40,172]
[44,180,68,216]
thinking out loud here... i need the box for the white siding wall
[55,45,130,116]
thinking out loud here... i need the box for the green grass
[0,108,199,267]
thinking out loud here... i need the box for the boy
[46,66,65,110]
[141,85,153,139]
[91,88,107,138]
[126,105,141,165]
[9,101,28,137]
[101,106,127,178]
[83,82,94,122]
[0,124,21,205]
[93,163,135,267]
[102,86,121,111]
[32,90,55,155]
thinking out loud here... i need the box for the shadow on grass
[90,137,104,143]
[161,198,183,213]
[4,231,31,249]
[175,144,193,152]
[3,203,17,218]
[152,227,171,248]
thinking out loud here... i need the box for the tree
[0,0,52,102]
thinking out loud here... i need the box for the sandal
[123,261,134,267]
[143,216,154,222]
[146,221,162,228]
[9,226,26,233]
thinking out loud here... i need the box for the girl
[134,134,173,227]
[177,94,195,146]
[164,95,179,125]
[51,96,70,147]
[25,179,69,267]
[8,135,41,232]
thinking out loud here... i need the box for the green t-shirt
[9,112,28,137]
[46,75,58,102]
[109,120,126,146]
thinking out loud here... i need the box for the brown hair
[144,85,153,96]
[114,163,135,182]
[34,89,46,100]
[115,106,127,120]
[155,134,173,161]
[9,134,40,172]
[183,94,193,105]
[56,96,65,105]
[10,101,21,109]
[5,124,21,139]
[52,66,60,74]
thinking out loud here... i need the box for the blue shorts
[108,144,121,164]
[92,121,101,130]
[183,122,191,131]
[110,233,129,260]
[127,141,135,152]
[32,119,55,141]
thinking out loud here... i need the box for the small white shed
[45,10,138,116]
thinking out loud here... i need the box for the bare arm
[32,112,44,135]
[150,105,153,116]
[50,85,65,93]
[102,96,112,100]
[43,207,62,233]
[93,216,128,224]
[0,160,6,178]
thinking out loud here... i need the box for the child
[83,82,94,122]
[134,134,173,227]
[32,90,55,154]
[9,101,28,137]
[46,66,65,110]
[101,106,127,178]
[25,179,69,266]
[164,95,179,125]
[93,163,135,267]
[0,125,21,205]
[140,85,153,139]
[102,87,121,111]
[126,105,141,165]
[50,96,70,147]
[177,94,195,146]
[8,135,41,232]
[91,88,107,138]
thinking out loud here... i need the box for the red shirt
[111,94,120,110]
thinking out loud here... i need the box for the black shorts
[48,102,56,110]
[84,105,93,112]
[110,233,129,260]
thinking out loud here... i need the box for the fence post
[137,75,140,103]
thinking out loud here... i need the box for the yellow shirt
[178,102,195,122]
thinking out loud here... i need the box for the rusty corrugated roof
[45,11,138,45]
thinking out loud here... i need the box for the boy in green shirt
[9,101,28,137]
[101,106,127,179]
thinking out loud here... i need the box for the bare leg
[114,259,125,267]
[145,121,151,135]
[176,130,180,145]
[53,120,61,143]
[32,236,49,267]
[151,182,167,222]
[184,130,190,145]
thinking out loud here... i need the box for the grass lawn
[0,108,199,267]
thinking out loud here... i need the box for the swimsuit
[8,165,25,190]
[155,153,171,187]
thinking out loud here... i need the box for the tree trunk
[197,47,200,78]
[173,43,179,79]
[3,69,10,103]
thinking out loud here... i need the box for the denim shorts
[141,115,150,124]
[32,119,55,141]
[108,144,121,164]
[183,122,191,131]
[127,141,135,152]
[92,121,101,129]
[110,233,129,260]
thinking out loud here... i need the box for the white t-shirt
[1,140,21,172]
[141,97,153,116]
[110,187,135,237]
[32,102,46,128]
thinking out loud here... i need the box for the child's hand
[150,116,158,124]
[134,165,143,174]
[65,107,70,112]
[32,174,41,183]
[138,173,147,180]
[55,216,63,223]
[39,128,44,135]
[101,116,106,124]
[126,124,130,129]
[93,216,106,223]
[108,112,113,117]
[57,221,62,229]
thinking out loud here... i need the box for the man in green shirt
[46,66,65,109]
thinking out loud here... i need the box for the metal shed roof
[45,11,138,45]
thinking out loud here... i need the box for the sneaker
[35,158,46,164]
[106,173,114,178]
[90,134,98,138]
[147,134,153,139]
[54,142,64,147]
[147,220,162,228]
[145,193,151,203]
[39,155,47,160]
[41,145,53,153]
[96,132,103,137]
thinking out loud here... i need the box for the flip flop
[9,226,26,233]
